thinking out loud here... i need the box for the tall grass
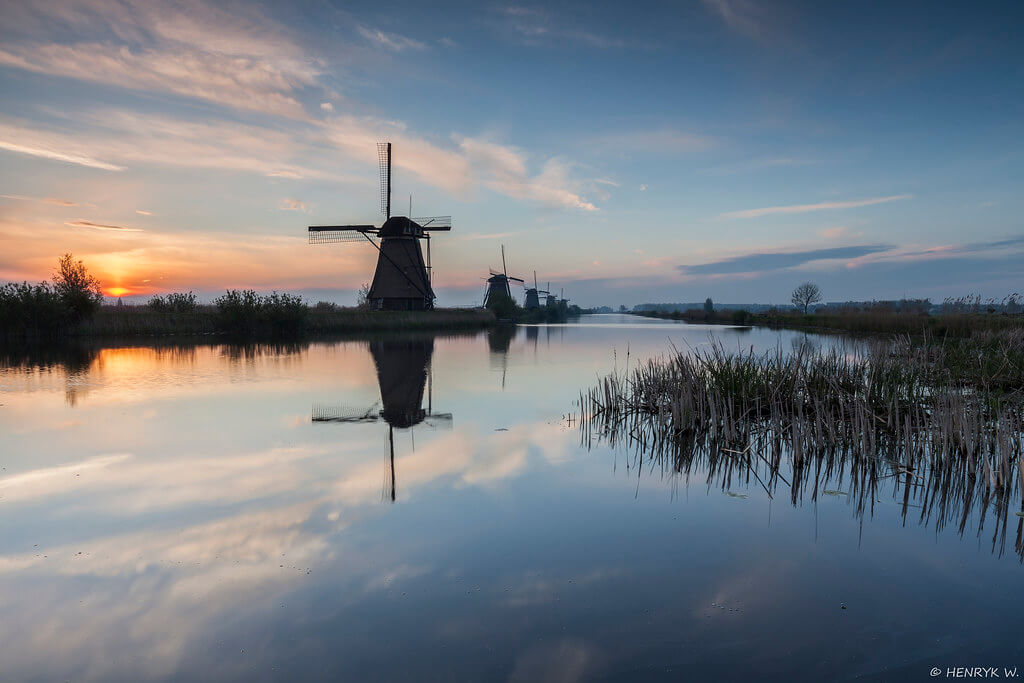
[579,331,1024,559]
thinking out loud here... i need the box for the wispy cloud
[66,220,142,232]
[679,244,894,275]
[0,138,124,171]
[701,0,769,39]
[277,198,309,213]
[0,1,319,118]
[721,194,913,219]
[1,194,78,207]
[357,26,426,52]
[500,6,626,48]
[135,209,153,216]
[458,137,597,211]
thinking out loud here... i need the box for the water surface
[1,315,1021,681]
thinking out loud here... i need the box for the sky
[0,0,1022,307]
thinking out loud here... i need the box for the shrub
[731,309,750,325]
[149,291,198,313]
[214,289,308,334]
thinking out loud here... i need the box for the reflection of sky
[0,317,1021,681]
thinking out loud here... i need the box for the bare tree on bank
[792,281,822,314]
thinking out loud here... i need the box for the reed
[579,330,1024,558]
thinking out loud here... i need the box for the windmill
[545,282,557,308]
[523,271,549,310]
[311,337,452,502]
[308,143,452,311]
[482,245,525,308]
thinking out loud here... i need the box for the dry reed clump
[579,330,1024,559]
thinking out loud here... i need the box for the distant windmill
[523,271,548,310]
[308,143,452,310]
[545,281,557,307]
[482,245,524,307]
[312,338,452,502]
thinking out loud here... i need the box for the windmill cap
[379,216,423,237]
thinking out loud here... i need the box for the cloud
[593,178,619,187]
[499,6,625,48]
[1,194,78,206]
[66,220,142,232]
[0,138,125,171]
[679,244,894,275]
[357,26,426,52]
[135,209,152,216]
[818,226,847,239]
[320,102,334,112]
[0,1,319,118]
[721,194,913,219]
[458,137,597,211]
[278,198,309,213]
[701,0,769,39]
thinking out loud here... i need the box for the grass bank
[633,308,1024,337]
[68,304,495,338]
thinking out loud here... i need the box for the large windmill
[482,245,524,307]
[308,143,451,311]
[312,337,452,502]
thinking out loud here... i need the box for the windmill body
[482,246,524,308]
[308,143,451,311]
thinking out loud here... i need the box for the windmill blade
[412,216,452,230]
[308,225,378,244]
[508,276,525,283]
[312,403,381,423]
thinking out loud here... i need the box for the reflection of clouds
[0,502,333,680]
[509,638,604,683]
[0,416,582,679]
[0,446,332,512]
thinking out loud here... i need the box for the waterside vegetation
[579,331,1024,558]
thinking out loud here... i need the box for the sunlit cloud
[0,138,125,171]
[135,209,152,216]
[66,220,143,233]
[721,194,913,219]
[278,198,309,213]
[0,1,320,118]
[1,194,78,207]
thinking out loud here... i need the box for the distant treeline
[634,299,1024,337]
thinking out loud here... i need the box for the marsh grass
[579,331,1024,559]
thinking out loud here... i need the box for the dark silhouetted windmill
[308,143,451,310]
[311,337,451,502]
[482,245,524,307]
[523,271,549,310]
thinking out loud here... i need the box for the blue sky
[1,0,1022,306]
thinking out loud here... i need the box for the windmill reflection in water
[312,337,452,502]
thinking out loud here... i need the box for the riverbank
[632,308,1024,337]
[66,305,496,338]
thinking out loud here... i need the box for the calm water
[1,315,1021,682]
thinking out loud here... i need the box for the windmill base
[370,297,434,311]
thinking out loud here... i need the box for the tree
[704,297,714,314]
[356,282,371,309]
[791,281,822,314]
[53,253,103,324]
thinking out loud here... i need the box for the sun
[105,286,131,297]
